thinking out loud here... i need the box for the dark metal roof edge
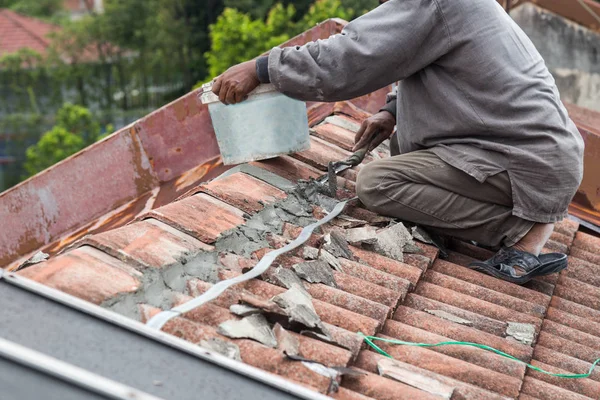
[0,337,163,400]
[0,270,332,400]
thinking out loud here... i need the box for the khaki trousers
[356,143,534,248]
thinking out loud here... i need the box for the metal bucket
[200,83,310,165]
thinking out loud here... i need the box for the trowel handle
[347,132,377,166]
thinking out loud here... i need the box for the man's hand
[212,60,260,105]
[353,110,396,151]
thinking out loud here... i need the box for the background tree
[23,103,110,176]
[204,0,361,81]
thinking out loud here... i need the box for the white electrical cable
[146,198,353,330]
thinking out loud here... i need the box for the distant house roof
[0,9,57,57]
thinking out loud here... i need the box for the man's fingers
[219,81,229,104]
[212,77,222,95]
[225,85,237,105]
[353,124,376,151]
[355,121,367,145]
[369,130,392,151]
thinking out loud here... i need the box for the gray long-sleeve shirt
[264,0,584,223]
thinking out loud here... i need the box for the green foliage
[300,0,351,27]
[23,104,111,177]
[224,0,275,19]
[8,0,65,18]
[205,5,294,78]
[204,0,362,80]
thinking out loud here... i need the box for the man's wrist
[379,99,397,119]
[256,56,270,84]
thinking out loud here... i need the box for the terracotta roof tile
[341,367,444,400]
[353,350,510,400]
[83,218,212,269]
[382,319,527,378]
[311,123,356,151]
[527,359,600,398]
[520,376,593,400]
[413,281,543,329]
[145,193,245,243]
[10,99,600,400]
[292,136,356,171]
[18,246,140,304]
[198,172,287,214]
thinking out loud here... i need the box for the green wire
[358,332,600,379]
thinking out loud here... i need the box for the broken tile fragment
[264,267,306,292]
[345,226,378,246]
[411,226,434,245]
[332,215,368,229]
[229,304,262,317]
[425,309,473,326]
[301,247,319,260]
[217,314,278,348]
[378,359,454,399]
[272,285,329,336]
[200,338,242,361]
[274,323,300,357]
[293,260,337,287]
[324,115,361,133]
[374,225,406,262]
[15,251,49,272]
[318,249,343,272]
[374,223,421,262]
[323,231,353,260]
[506,322,536,345]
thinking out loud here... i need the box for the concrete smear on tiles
[200,338,242,361]
[272,285,329,336]
[506,322,536,345]
[101,251,220,320]
[425,309,473,326]
[292,261,336,287]
[218,314,278,348]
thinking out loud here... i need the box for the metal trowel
[316,136,375,196]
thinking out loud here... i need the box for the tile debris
[425,309,474,326]
[506,322,536,345]
[292,260,337,287]
[200,337,242,361]
[217,314,278,348]
[377,358,454,399]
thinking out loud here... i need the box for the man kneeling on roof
[212,0,584,285]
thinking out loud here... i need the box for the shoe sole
[468,257,567,285]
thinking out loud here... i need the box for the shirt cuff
[379,98,397,118]
[256,56,270,84]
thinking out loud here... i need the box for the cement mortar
[101,180,360,324]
